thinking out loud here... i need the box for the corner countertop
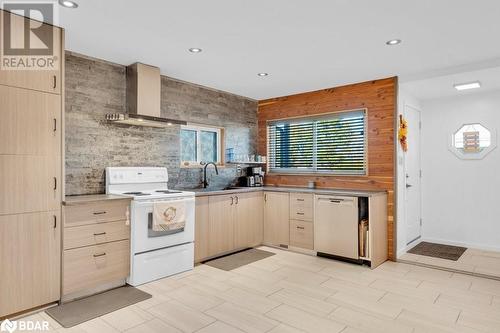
[192,186,386,198]
[63,194,132,206]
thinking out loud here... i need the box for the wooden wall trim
[258,77,397,259]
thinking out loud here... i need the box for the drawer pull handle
[93,252,106,258]
[296,226,305,230]
[93,211,107,215]
[53,177,57,190]
[93,232,106,236]
[53,75,57,89]
[53,118,57,132]
[297,199,305,202]
[296,212,305,215]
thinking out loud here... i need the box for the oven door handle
[133,197,194,207]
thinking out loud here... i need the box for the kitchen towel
[152,200,186,232]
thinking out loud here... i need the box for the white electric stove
[106,167,195,286]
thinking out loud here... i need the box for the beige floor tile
[146,299,216,332]
[469,277,500,297]
[123,318,181,333]
[327,291,402,319]
[247,257,284,272]
[457,310,500,332]
[101,305,153,331]
[275,266,330,286]
[370,278,439,302]
[363,269,422,288]
[319,267,377,286]
[177,273,234,292]
[196,321,245,333]
[268,288,337,316]
[206,302,279,333]
[396,310,480,333]
[231,265,286,284]
[226,275,284,296]
[144,277,185,294]
[265,304,345,333]
[329,306,413,333]
[219,287,281,314]
[323,278,386,302]
[66,318,120,333]
[23,312,62,331]
[167,285,224,312]
[267,324,304,333]
[379,292,460,324]
[376,261,414,274]
[134,285,172,310]
[275,279,335,300]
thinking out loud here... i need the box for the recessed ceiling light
[257,73,269,77]
[59,0,78,8]
[188,48,202,53]
[454,81,481,91]
[386,39,402,46]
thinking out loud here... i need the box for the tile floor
[25,246,500,332]
[399,246,500,279]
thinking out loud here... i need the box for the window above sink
[180,124,223,167]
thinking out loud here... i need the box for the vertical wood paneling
[257,77,397,259]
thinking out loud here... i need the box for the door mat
[408,242,467,261]
[204,248,275,271]
[45,286,151,328]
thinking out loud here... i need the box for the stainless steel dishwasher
[314,195,359,260]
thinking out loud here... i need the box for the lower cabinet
[0,211,61,317]
[263,192,290,247]
[195,192,264,263]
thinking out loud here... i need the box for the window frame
[180,124,223,167]
[266,108,368,176]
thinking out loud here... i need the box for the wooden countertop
[63,194,131,206]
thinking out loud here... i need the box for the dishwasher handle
[316,196,356,205]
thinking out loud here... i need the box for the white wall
[420,90,500,251]
[396,89,422,256]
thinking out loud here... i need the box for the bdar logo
[0,319,17,333]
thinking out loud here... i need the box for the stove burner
[155,190,182,194]
[123,191,150,196]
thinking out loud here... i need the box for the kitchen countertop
[63,194,132,206]
[192,186,386,197]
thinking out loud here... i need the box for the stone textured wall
[65,52,258,195]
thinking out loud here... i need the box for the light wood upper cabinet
[264,191,290,247]
[0,10,62,94]
[0,85,61,155]
[194,196,209,263]
[0,155,61,215]
[234,192,264,249]
[208,194,235,256]
[0,211,61,317]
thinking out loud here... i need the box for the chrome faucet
[203,162,219,188]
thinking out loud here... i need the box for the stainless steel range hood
[106,63,186,127]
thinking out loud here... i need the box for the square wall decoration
[449,123,497,159]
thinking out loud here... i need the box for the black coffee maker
[239,166,264,187]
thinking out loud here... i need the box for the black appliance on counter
[239,167,264,187]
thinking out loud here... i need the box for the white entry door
[405,105,422,244]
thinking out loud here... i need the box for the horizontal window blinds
[267,110,367,175]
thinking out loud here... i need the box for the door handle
[53,177,57,190]
[235,196,239,205]
[406,183,413,188]
[53,118,57,132]
[53,215,57,229]
[230,196,234,205]
[53,75,57,89]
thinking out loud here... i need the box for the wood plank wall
[257,77,397,259]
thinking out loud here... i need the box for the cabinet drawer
[65,200,129,227]
[63,240,129,295]
[290,220,313,250]
[64,220,130,250]
[290,193,313,221]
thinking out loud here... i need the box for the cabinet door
[208,194,234,256]
[0,11,62,94]
[0,211,61,317]
[0,155,61,215]
[234,192,264,249]
[194,196,210,263]
[263,192,290,247]
[0,85,61,155]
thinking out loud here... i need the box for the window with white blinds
[267,109,367,175]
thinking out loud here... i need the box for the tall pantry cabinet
[0,10,64,318]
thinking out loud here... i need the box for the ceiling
[401,65,500,101]
[58,0,500,100]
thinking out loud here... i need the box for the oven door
[131,197,195,254]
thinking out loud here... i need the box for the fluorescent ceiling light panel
[454,81,481,91]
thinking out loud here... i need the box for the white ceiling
[401,65,500,101]
[58,0,500,100]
